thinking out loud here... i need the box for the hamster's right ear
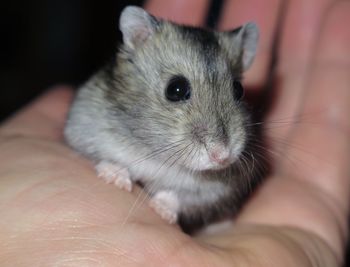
[220,23,259,71]
[119,6,160,50]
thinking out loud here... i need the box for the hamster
[64,6,260,233]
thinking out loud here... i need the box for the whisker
[120,140,190,226]
[126,142,193,221]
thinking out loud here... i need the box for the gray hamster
[64,6,260,233]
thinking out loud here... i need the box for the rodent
[64,6,260,233]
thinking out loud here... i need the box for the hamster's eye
[165,76,191,102]
[233,80,244,100]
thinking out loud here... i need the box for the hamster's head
[112,6,259,171]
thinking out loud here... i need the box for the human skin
[0,0,349,266]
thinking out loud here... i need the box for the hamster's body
[65,6,260,232]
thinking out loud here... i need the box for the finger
[144,0,210,26]
[0,86,74,140]
[266,0,336,138]
[279,0,350,224]
[218,0,283,89]
[238,2,350,259]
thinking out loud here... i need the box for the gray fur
[64,6,260,232]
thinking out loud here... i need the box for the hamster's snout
[208,145,231,167]
[186,141,239,171]
[186,119,243,170]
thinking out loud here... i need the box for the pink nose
[209,147,230,165]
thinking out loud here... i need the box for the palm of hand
[0,1,349,266]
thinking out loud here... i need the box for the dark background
[0,0,144,121]
[0,1,348,265]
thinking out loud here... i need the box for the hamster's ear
[119,6,159,50]
[220,22,259,71]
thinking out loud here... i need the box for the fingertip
[0,85,76,140]
[218,0,282,88]
[316,1,350,63]
[31,85,75,122]
[41,85,75,103]
[144,0,209,26]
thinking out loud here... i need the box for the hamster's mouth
[207,161,232,170]
[187,155,239,172]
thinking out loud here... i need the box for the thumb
[0,86,74,141]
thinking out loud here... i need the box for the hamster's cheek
[229,129,247,158]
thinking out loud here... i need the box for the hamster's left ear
[220,23,259,71]
[119,6,160,50]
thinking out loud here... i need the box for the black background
[0,0,143,121]
[0,1,348,265]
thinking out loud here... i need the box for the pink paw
[149,191,179,224]
[95,161,132,192]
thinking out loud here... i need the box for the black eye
[233,80,244,100]
[165,76,191,102]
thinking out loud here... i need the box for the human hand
[0,0,349,266]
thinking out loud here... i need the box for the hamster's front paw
[95,161,132,192]
[149,191,179,224]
